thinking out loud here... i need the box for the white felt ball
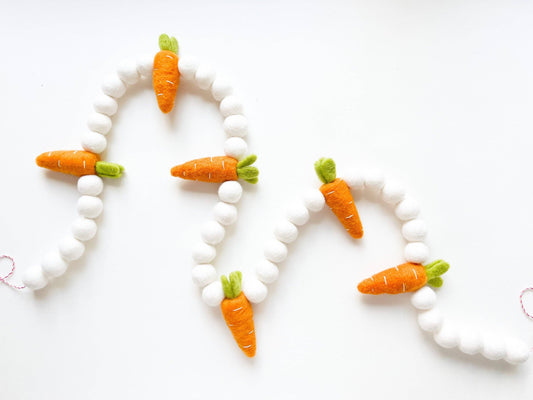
[256,260,279,284]
[202,281,224,306]
[41,251,68,278]
[286,202,310,226]
[505,337,530,364]
[274,220,298,244]
[418,308,443,333]
[219,95,244,117]
[71,217,98,242]
[101,74,127,98]
[395,197,421,221]
[213,202,238,226]
[381,181,406,205]
[22,265,48,290]
[58,236,85,261]
[77,196,103,219]
[224,115,248,137]
[211,76,233,101]
[242,277,268,304]
[404,242,429,264]
[264,239,288,263]
[434,322,459,349]
[192,242,216,264]
[343,170,365,191]
[303,189,325,212]
[195,65,216,90]
[218,181,242,203]
[81,131,107,154]
[93,94,118,116]
[178,55,199,80]
[77,175,103,196]
[364,170,385,191]
[411,286,436,310]
[136,53,154,77]
[482,334,507,360]
[402,219,428,242]
[117,59,140,85]
[224,137,248,160]
[191,264,217,288]
[458,329,483,355]
[201,221,225,245]
[87,113,112,135]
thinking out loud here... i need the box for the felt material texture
[218,181,243,203]
[158,34,179,54]
[101,74,126,99]
[171,156,238,182]
[418,308,443,333]
[21,265,48,290]
[321,178,363,239]
[95,161,124,178]
[153,34,180,114]
[81,131,107,154]
[411,286,436,310]
[77,195,103,219]
[224,137,247,159]
[434,322,459,349]
[315,157,363,239]
[358,262,427,294]
[171,155,259,184]
[357,260,449,294]
[36,151,100,177]
[241,277,268,304]
[220,272,256,357]
[58,236,85,261]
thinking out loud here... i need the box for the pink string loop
[0,255,25,290]
[519,287,533,320]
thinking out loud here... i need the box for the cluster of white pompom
[21,55,155,290]
[22,175,105,290]
[412,286,529,364]
[342,169,529,364]
[176,56,254,306]
[178,55,249,160]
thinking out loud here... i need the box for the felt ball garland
[0,34,530,365]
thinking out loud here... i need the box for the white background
[1,0,532,399]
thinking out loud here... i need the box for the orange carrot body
[221,292,256,357]
[321,178,363,239]
[171,156,238,182]
[357,263,427,294]
[36,151,100,177]
[153,50,180,113]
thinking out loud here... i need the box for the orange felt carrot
[357,260,450,295]
[170,154,259,184]
[315,157,363,239]
[220,271,256,357]
[36,150,124,178]
[153,33,180,114]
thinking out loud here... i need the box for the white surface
[1,0,533,399]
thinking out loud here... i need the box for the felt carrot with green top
[153,33,180,113]
[357,260,450,295]
[315,157,363,239]
[220,271,256,357]
[171,154,259,184]
[36,150,124,178]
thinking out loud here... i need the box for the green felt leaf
[159,34,171,51]
[95,162,124,178]
[314,157,336,184]
[427,277,444,288]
